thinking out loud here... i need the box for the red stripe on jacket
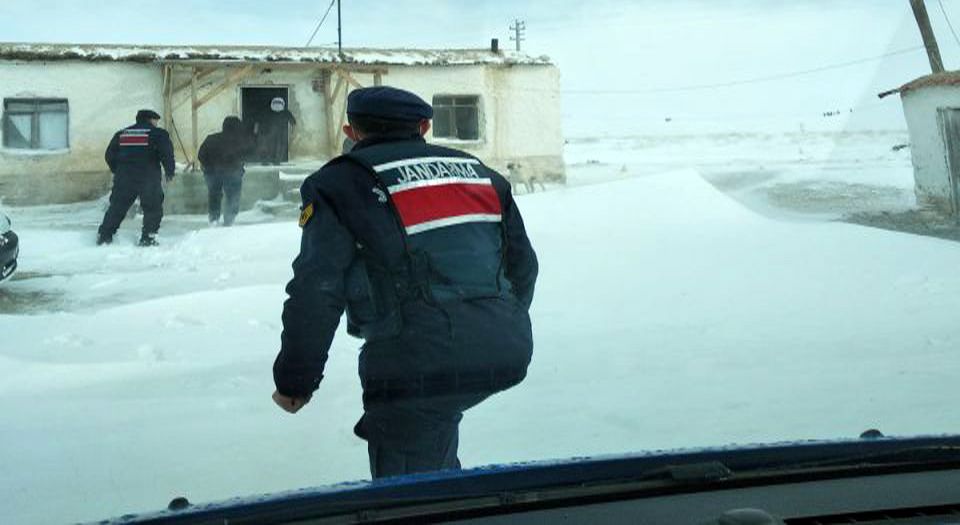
[119,135,149,145]
[391,182,502,230]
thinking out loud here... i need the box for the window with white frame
[2,98,69,150]
[432,95,481,140]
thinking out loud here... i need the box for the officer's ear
[418,119,431,137]
[342,124,361,141]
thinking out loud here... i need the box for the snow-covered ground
[3,133,959,524]
[564,130,916,219]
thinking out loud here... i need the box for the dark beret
[346,86,433,121]
[136,109,162,121]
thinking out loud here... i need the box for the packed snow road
[2,170,960,524]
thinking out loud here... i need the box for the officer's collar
[353,133,425,150]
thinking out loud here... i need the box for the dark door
[937,107,960,215]
[241,87,290,163]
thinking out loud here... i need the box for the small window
[432,95,481,140]
[3,98,69,150]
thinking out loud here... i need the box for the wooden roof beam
[193,65,257,110]
[171,66,217,95]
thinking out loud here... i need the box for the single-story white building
[884,72,960,213]
[0,42,564,208]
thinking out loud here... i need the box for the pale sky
[2,0,959,135]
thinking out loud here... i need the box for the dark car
[0,212,19,282]
[94,434,960,525]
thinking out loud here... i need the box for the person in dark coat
[198,116,253,226]
[271,86,538,479]
[97,109,176,246]
[257,97,296,165]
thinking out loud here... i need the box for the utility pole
[509,19,526,52]
[337,0,343,57]
[910,0,945,73]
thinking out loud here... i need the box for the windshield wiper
[764,445,960,471]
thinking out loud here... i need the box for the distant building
[0,43,564,207]
[885,72,960,213]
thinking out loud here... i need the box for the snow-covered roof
[0,42,552,67]
[879,71,960,98]
[899,72,960,93]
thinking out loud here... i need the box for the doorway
[241,86,290,163]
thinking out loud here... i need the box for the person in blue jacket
[272,86,538,479]
[97,109,176,246]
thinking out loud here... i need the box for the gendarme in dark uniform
[272,86,538,479]
[97,109,176,246]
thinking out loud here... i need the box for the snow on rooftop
[879,71,960,98]
[0,42,552,67]
[898,71,960,94]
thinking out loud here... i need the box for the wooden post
[374,72,382,86]
[321,70,334,157]
[326,71,346,158]
[910,0,945,73]
[331,74,346,103]
[162,64,175,156]
[336,87,351,143]
[162,65,172,125]
[191,67,199,171]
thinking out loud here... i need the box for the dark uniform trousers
[99,174,164,237]
[356,396,470,478]
[353,302,529,479]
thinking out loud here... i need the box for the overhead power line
[563,46,926,95]
[425,44,924,101]
[305,0,337,47]
[938,0,960,50]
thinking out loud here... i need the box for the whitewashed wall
[383,64,564,179]
[901,86,960,209]
[0,61,162,203]
[156,63,563,170]
[491,65,564,180]
[0,59,564,204]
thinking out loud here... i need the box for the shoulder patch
[299,202,315,228]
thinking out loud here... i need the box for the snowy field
[564,130,917,219]
[3,133,960,524]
